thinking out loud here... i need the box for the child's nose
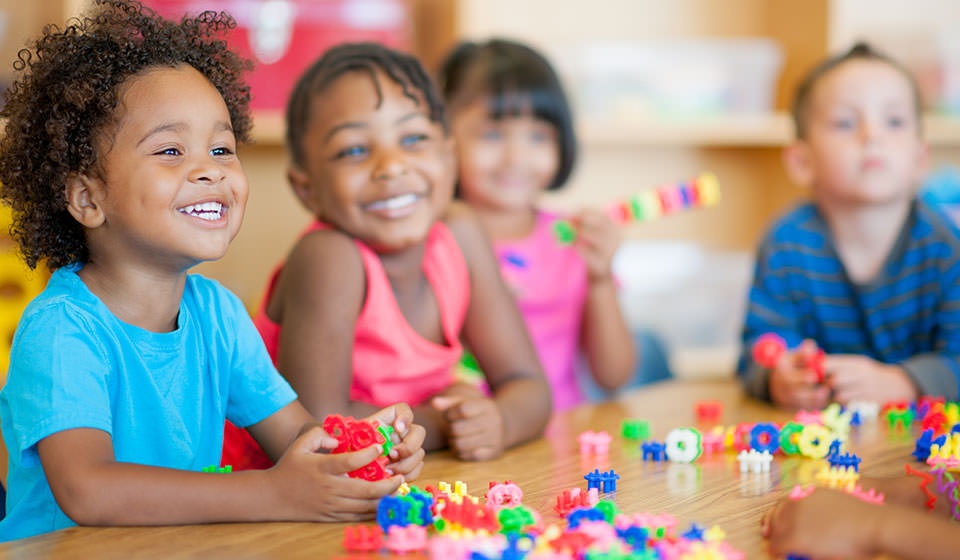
[188,158,226,184]
[373,148,409,180]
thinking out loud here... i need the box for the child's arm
[37,423,403,526]
[442,203,552,461]
[739,238,826,408]
[575,209,636,390]
[764,488,958,560]
[270,230,451,452]
[823,354,918,404]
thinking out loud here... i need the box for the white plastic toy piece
[664,427,702,463]
[847,401,880,423]
[737,449,773,473]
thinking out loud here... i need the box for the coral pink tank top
[221,221,470,470]
[254,220,470,406]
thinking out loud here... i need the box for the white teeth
[366,193,418,211]
[179,201,224,221]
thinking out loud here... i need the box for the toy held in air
[751,333,826,383]
[553,172,721,244]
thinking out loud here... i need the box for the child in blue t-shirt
[0,0,424,541]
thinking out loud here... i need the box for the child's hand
[824,355,917,404]
[769,340,830,409]
[763,489,883,559]
[269,425,403,522]
[432,395,504,461]
[573,209,621,282]
[364,404,426,482]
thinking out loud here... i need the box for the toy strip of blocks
[737,450,773,473]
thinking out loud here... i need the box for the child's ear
[65,172,106,228]
[287,166,316,212]
[782,140,815,188]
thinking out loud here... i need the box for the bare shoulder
[441,201,489,257]
[271,227,366,320]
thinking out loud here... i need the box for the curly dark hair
[0,0,252,270]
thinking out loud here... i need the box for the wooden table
[0,380,917,559]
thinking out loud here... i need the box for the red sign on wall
[146,1,411,110]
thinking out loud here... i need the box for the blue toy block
[641,441,667,461]
[749,422,780,454]
[376,495,411,532]
[828,452,862,472]
[681,522,705,541]
[585,468,604,491]
[567,506,606,529]
[913,429,935,462]
[617,526,649,551]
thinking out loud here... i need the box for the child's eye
[334,145,368,160]
[887,116,905,128]
[210,146,234,156]
[400,133,429,148]
[154,147,182,157]
[830,118,854,130]
[530,130,553,143]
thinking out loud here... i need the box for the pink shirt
[221,221,469,470]
[494,211,588,411]
[253,220,470,407]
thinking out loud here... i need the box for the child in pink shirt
[440,39,652,410]
[223,43,551,467]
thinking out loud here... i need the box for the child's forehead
[811,59,915,109]
[307,69,429,125]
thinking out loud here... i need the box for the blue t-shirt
[0,267,297,541]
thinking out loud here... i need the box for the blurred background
[3,0,960,379]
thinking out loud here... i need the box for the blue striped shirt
[738,199,960,400]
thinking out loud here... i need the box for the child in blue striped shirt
[739,43,960,409]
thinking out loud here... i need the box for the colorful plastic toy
[342,525,383,552]
[554,487,600,517]
[815,465,859,490]
[553,172,721,245]
[885,406,915,430]
[751,333,825,382]
[749,423,780,455]
[322,414,390,481]
[385,525,427,553]
[702,426,726,454]
[641,440,667,462]
[737,449,773,473]
[797,424,833,459]
[621,419,651,440]
[828,451,862,473]
[694,401,722,423]
[201,465,232,473]
[578,430,612,455]
[584,468,620,493]
[485,481,523,510]
[664,427,702,463]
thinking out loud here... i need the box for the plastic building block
[377,424,395,457]
[594,499,618,523]
[815,465,859,490]
[377,495,412,532]
[779,422,804,455]
[342,525,383,552]
[498,505,537,534]
[485,480,523,510]
[797,424,833,459]
[913,428,937,462]
[578,430,612,455]
[751,333,786,369]
[702,426,725,454]
[348,456,389,481]
[828,451,862,473]
[322,413,389,480]
[695,401,722,424]
[641,440,667,462]
[848,400,880,423]
[567,506,606,529]
[821,403,853,435]
[621,419,651,440]
[385,524,426,553]
[665,427,702,463]
[848,485,885,505]
[501,250,528,269]
[682,522,706,541]
[749,423,780,454]
[201,465,232,473]
[584,468,620,492]
[555,173,720,245]
[616,525,649,551]
[554,487,600,516]
[548,531,594,555]
[731,422,754,452]
[885,407,915,430]
[788,484,815,501]
[737,449,773,473]
[793,410,822,425]
[905,464,938,510]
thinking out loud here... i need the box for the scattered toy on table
[664,427,702,463]
[641,440,667,462]
[695,401,722,424]
[201,465,232,473]
[584,468,620,493]
[485,481,523,510]
[555,487,600,516]
[751,333,826,383]
[621,418,651,440]
[815,465,859,490]
[322,413,391,481]
[553,172,721,245]
[737,449,773,473]
[578,430,612,455]
[749,422,780,455]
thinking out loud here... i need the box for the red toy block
[486,480,523,510]
[322,414,391,481]
[751,333,786,369]
[342,525,383,552]
[695,401,722,423]
[349,456,389,482]
[549,531,595,555]
[798,344,826,383]
[554,487,599,517]
[733,422,754,452]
